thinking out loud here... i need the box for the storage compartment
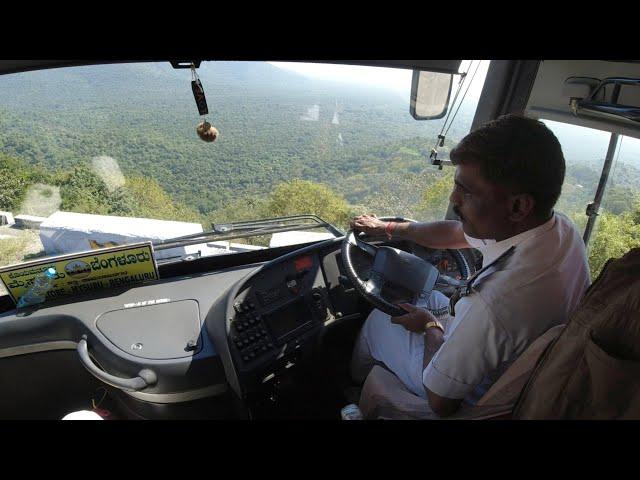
[96,300,201,360]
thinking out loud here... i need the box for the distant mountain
[543,119,640,166]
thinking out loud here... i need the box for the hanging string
[91,387,108,409]
[436,63,470,140]
[191,63,207,122]
[429,61,478,165]
[443,60,482,138]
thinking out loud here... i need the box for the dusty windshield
[0,61,488,278]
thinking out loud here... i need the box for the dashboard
[0,237,469,417]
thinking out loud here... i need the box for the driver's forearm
[423,328,445,369]
[392,220,470,250]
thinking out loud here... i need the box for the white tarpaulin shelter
[39,211,207,261]
[38,212,330,262]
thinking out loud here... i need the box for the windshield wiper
[152,215,344,252]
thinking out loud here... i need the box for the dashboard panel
[0,235,463,416]
[225,251,331,375]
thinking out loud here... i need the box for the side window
[541,119,640,279]
[588,135,640,279]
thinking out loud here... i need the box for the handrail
[576,77,640,124]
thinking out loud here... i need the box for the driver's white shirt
[359,212,590,403]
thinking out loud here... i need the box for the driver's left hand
[391,303,437,333]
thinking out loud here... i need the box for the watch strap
[424,320,444,334]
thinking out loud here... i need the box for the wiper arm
[211,214,343,236]
[153,215,343,251]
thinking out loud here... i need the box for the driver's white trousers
[351,290,451,399]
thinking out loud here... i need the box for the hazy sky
[269,60,490,99]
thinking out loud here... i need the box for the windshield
[0,60,488,279]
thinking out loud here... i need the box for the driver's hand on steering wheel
[351,214,388,236]
[391,303,436,333]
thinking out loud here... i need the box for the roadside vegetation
[2,146,640,280]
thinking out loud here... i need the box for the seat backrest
[514,248,640,419]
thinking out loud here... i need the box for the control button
[267,342,274,348]
[262,345,268,352]
[243,355,250,361]
[249,318,256,325]
[249,352,256,358]
[255,331,262,338]
[249,335,255,342]
[260,328,267,335]
[249,302,255,309]
[243,340,250,346]
[236,324,244,332]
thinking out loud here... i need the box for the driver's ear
[507,193,535,222]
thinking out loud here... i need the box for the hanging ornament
[190,63,218,143]
[197,120,219,142]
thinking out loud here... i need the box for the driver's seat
[357,324,564,420]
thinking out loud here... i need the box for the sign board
[0,242,159,306]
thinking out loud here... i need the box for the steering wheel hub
[340,216,472,317]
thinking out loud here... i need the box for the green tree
[124,177,202,223]
[0,154,31,211]
[587,208,640,280]
[207,196,270,226]
[59,167,202,223]
[417,168,454,221]
[267,179,355,230]
[59,165,114,215]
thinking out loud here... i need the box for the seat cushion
[358,324,565,420]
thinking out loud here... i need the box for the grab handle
[77,335,157,392]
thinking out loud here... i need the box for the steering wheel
[340,216,472,318]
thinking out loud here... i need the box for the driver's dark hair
[449,114,565,218]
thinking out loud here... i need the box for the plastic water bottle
[340,403,363,420]
[16,267,57,308]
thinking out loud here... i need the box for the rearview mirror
[410,70,453,120]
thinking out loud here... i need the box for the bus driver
[350,114,590,418]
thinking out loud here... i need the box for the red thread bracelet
[385,221,397,239]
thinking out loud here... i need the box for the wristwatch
[424,320,444,334]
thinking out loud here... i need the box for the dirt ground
[0,226,46,298]
[0,183,60,297]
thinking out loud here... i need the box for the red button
[294,256,313,271]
